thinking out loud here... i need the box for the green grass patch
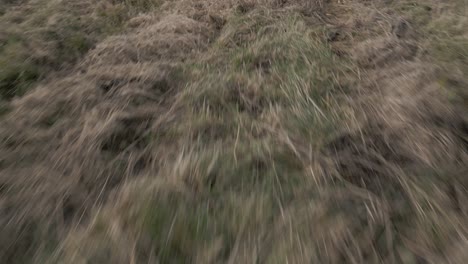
[396,1,433,25]
[178,10,348,150]
[0,59,40,100]
[396,0,468,105]
[0,101,10,116]
[135,180,279,263]
[128,11,352,262]
[0,0,165,100]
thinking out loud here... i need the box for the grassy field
[0,0,467,263]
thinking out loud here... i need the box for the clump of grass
[395,1,433,25]
[57,7,353,263]
[0,0,164,101]
[0,101,10,116]
[123,0,164,12]
[0,207,60,264]
[179,9,348,147]
[0,34,39,99]
[0,60,40,100]
[394,0,468,99]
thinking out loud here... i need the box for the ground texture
[0,0,467,263]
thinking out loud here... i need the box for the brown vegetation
[0,0,467,263]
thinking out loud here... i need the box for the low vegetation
[0,0,467,263]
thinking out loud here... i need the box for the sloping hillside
[1,0,467,263]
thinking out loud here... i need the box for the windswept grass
[0,0,467,263]
[0,0,163,101]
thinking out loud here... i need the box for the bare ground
[0,0,467,263]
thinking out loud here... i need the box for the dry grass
[0,0,467,263]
